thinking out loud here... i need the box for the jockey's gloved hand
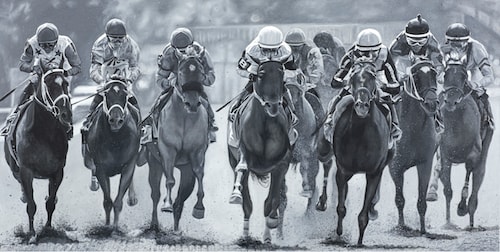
[32,65,42,75]
[473,85,486,97]
[331,79,343,88]
[249,73,257,82]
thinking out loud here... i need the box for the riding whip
[0,73,37,102]
[216,89,245,112]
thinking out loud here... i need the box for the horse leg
[161,154,176,212]
[173,166,195,231]
[369,183,380,220]
[304,155,320,211]
[112,162,135,229]
[357,172,383,245]
[191,155,206,219]
[45,168,63,228]
[416,161,432,234]
[148,157,163,231]
[241,173,252,239]
[20,167,36,238]
[263,164,288,243]
[97,173,112,226]
[335,168,352,238]
[457,167,472,217]
[389,163,406,228]
[468,163,486,229]
[230,150,247,204]
[277,180,288,239]
[127,178,138,207]
[439,157,453,225]
[427,149,441,201]
[316,159,333,211]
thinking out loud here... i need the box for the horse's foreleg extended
[358,172,383,245]
[427,149,441,201]
[230,150,247,204]
[20,167,36,236]
[316,159,333,211]
[148,157,163,231]
[416,161,432,234]
[173,166,195,231]
[335,169,351,238]
[389,164,406,228]
[457,168,472,217]
[191,154,206,219]
[468,162,486,228]
[127,178,138,207]
[46,168,63,228]
[97,173,112,226]
[241,173,252,238]
[439,157,453,224]
[113,162,135,228]
[161,154,176,213]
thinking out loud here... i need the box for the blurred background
[1,0,499,121]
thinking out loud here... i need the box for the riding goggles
[449,40,468,50]
[39,42,56,50]
[406,36,428,47]
[107,35,125,43]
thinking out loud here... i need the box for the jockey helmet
[171,28,194,49]
[285,28,306,46]
[257,26,283,49]
[405,14,430,38]
[36,23,59,43]
[355,28,382,51]
[446,23,470,41]
[105,18,127,37]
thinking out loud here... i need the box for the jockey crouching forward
[228,25,298,148]
[81,18,141,191]
[138,27,218,155]
[390,14,445,134]
[325,28,402,148]
[1,22,81,139]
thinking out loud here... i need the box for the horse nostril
[184,102,190,107]
[109,118,115,124]
[197,101,201,107]
[118,119,124,125]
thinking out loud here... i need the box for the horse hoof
[457,201,468,217]
[161,205,173,213]
[90,177,99,191]
[369,208,378,221]
[266,216,279,229]
[299,189,313,198]
[316,202,327,212]
[426,190,438,202]
[45,195,58,204]
[192,207,205,219]
[127,197,138,207]
[229,192,242,205]
[20,194,26,203]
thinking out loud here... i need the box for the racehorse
[438,62,493,229]
[83,79,141,228]
[389,60,439,234]
[4,69,72,242]
[145,53,210,231]
[331,62,393,245]
[228,61,292,243]
[285,72,327,213]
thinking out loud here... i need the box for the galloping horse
[83,79,141,228]
[228,61,292,243]
[389,60,439,233]
[285,72,326,212]
[438,62,493,229]
[331,62,393,245]
[145,53,210,231]
[4,69,72,241]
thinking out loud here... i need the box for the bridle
[101,80,129,118]
[34,69,71,120]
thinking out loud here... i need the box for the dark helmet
[105,18,127,37]
[36,23,59,43]
[171,28,194,49]
[445,23,470,41]
[285,28,306,46]
[405,14,430,37]
[313,31,335,49]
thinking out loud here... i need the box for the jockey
[440,23,495,130]
[325,28,402,145]
[139,27,217,148]
[427,22,496,202]
[82,18,141,191]
[232,26,297,123]
[1,22,81,138]
[313,31,346,85]
[389,14,445,133]
[285,28,324,97]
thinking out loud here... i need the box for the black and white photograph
[0,0,499,250]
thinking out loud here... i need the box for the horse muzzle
[354,100,370,118]
[264,101,281,117]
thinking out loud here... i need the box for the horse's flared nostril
[118,119,124,125]
[197,101,201,107]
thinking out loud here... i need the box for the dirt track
[0,95,499,251]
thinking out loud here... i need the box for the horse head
[405,60,439,115]
[101,79,129,132]
[253,61,285,117]
[176,53,206,113]
[37,69,72,128]
[442,62,469,112]
[348,62,378,118]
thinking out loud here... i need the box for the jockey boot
[0,108,18,136]
[81,94,102,134]
[482,95,495,130]
[284,89,298,145]
[388,103,402,142]
[201,97,218,143]
[324,87,350,142]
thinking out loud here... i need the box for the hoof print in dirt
[236,236,306,250]
[15,226,77,244]
[155,230,214,246]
